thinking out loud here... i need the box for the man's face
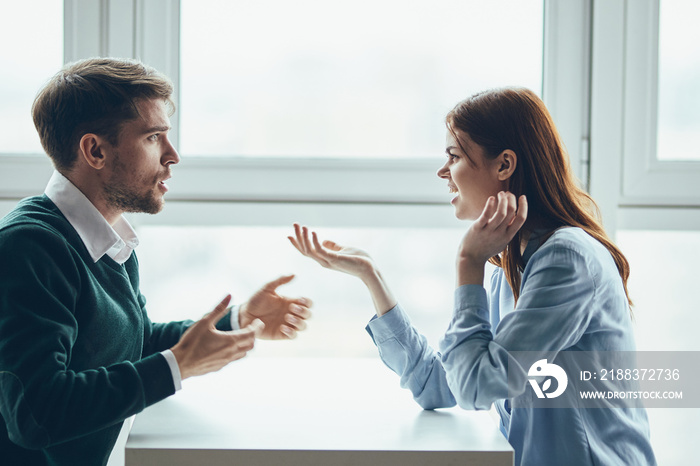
[103,98,179,215]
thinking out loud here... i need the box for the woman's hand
[457,192,527,286]
[288,224,397,316]
[288,223,376,280]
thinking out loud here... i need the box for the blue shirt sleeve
[440,243,597,410]
[366,306,456,409]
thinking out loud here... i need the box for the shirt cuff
[229,304,241,330]
[161,349,182,391]
[454,284,489,316]
[365,303,412,344]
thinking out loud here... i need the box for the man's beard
[104,180,163,214]
[104,155,165,215]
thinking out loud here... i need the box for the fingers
[262,274,295,292]
[289,223,334,266]
[506,195,528,234]
[202,294,232,324]
[478,192,526,232]
[284,311,307,331]
[475,196,497,229]
[279,301,311,338]
[289,223,312,256]
[311,232,336,266]
[289,300,313,319]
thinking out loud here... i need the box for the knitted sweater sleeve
[125,251,233,356]
[0,224,174,450]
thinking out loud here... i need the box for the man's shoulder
[0,195,75,248]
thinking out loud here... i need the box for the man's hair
[32,57,174,171]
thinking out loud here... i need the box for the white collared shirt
[44,171,139,265]
[44,171,184,390]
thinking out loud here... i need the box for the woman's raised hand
[457,192,527,286]
[288,223,376,280]
[288,223,397,315]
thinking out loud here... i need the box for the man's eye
[148,134,159,141]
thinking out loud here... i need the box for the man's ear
[78,133,109,170]
[496,150,517,181]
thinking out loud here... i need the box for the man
[0,58,312,465]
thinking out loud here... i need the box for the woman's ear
[496,150,517,181]
[78,133,108,170]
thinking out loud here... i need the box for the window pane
[135,225,472,357]
[0,1,63,154]
[656,0,700,161]
[616,230,699,465]
[180,0,543,157]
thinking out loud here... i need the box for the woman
[289,88,656,466]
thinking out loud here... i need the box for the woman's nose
[437,162,449,179]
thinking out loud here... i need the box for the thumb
[263,274,295,292]
[202,294,233,324]
[247,318,265,337]
[322,240,342,251]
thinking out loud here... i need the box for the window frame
[621,0,700,205]
[589,0,700,234]
[0,0,598,231]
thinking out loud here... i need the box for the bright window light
[179,0,543,158]
[0,0,63,154]
[135,225,476,357]
[656,0,700,161]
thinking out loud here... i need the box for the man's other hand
[238,275,313,340]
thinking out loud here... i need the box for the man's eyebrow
[142,125,171,134]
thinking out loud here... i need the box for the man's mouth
[158,176,171,192]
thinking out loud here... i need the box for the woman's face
[437,129,509,220]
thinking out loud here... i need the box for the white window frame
[1,0,595,231]
[589,0,700,234]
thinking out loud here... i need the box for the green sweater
[0,195,231,465]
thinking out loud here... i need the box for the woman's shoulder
[540,226,605,255]
[530,227,616,277]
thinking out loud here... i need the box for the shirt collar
[44,170,139,264]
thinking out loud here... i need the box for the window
[610,0,700,207]
[617,229,699,466]
[179,0,543,158]
[0,0,63,154]
[656,0,700,161]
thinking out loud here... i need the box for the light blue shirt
[367,227,656,466]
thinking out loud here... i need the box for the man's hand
[171,295,265,380]
[238,275,312,340]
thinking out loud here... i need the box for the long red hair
[446,87,632,311]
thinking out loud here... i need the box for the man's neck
[60,168,122,226]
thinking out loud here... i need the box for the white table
[126,357,514,465]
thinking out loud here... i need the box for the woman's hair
[446,87,632,311]
[32,57,174,172]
